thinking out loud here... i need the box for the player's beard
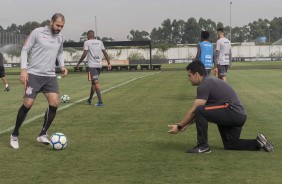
[51,24,61,35]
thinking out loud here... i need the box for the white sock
[5,84,8,88]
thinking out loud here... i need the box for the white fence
[2,44,282,63]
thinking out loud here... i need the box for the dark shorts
[88,68,101,82]
[25,74,59,99]
[218,65,228,76]
[0,66,5,77]
[206,69,211,76]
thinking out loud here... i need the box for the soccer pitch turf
[0,63,282,184]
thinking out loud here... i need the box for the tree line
[127,17,282,45]
[1,17,282,45]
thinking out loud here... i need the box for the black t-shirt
[197,76,246,115]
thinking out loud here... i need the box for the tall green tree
[183,17,201,44]
[127,29,150,41]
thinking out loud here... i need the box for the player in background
[168,60,274,154]
[214,28,232,81]
[10,13,68,149]
[76,30,111,106]
[195,31,214,75]
[0,51,10,91]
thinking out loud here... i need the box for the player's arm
[102,49,111,70]
[195,43,201,60]
[57,39,68,76]
[168,99,207,134]
[229,48,232,68]
[20,30,36,84]
[76,50,88,69]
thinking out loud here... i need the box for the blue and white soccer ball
[50,132,68,150]
[61,94,70,103]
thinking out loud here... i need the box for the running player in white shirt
[214,28,232,81]
[76,30,111,106]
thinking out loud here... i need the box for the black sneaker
[85,99,91,105]
[186,143,211,154]
[256,133,274,152]
[4,86,10,92]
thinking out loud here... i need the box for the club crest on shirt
[57,37,61,44]
[26,86,33,95]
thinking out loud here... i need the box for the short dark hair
[201,31,210,40]
[217,27,224,33]
[51,13,65,22]
[87,30,95,35]
[186,60,207,76]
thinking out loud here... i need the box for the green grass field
[0,62,282,184]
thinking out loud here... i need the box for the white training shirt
[215,37,231,65]
[21,26,64,76]
[83,39,105,68]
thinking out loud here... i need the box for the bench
[140,65,150,70]
[152,65,162,70]
[119,65,129,70]
[73,66,83,72]
[129,65,138,70]
[111,65,120,71]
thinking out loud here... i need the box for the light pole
[95,16,98,39]
[268,28,272,44]
[230,2,232,43]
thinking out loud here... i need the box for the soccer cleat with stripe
[95,102,104,106]
[186,143,211,154]
[85,99,91,105]
[4,86,10,92]
[10,135,19,149]
[37,135,51,145]
[256,133,274,152]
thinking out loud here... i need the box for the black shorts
[25,74,59,99]
[0,66,5,77]
[218,65,228,76]
[88,68,101,81]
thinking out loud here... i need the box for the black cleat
[256,133,274,152]
[85,99,91,105]
[186,143,211,154]
[4,86,10,92]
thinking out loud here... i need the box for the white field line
[0,72,160,134]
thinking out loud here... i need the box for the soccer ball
[50,132,68,150]
[61,95,70,103]
[57,76,62,79]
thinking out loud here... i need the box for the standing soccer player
[76,30,111,106]
[195,31,214,75]
[10,13,68,149]
[214,28,232,81]
[0,51,10,91]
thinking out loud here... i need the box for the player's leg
[94,80,103,106]
[219,65,228,81]
[91,68,103,106]
[11,98,34,137]
[10,98,35,149]
[0,66,9,91]
[38,92,59,139]
[196,103,263,151]
[217,125,260,151]
[10,74,42,149]
[2,77,10,91]
[86,83,95,104]
[38,77,59,141]
[205,69,211,76]
[188,103,245,153]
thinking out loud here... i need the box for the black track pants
[195,103,260,151]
